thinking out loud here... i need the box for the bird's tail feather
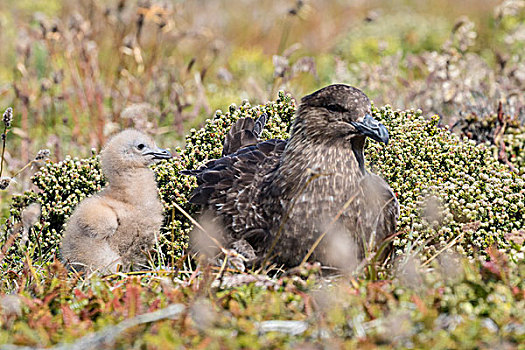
[180,113,268,181]
[222,113,268,156]
[253,113,267,137]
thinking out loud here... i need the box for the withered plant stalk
[0,123,7,178]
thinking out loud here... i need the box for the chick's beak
[350,114,389,144]
[145,147,172,160]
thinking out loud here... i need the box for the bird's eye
[326,104,346,113]
[137,144,145,150]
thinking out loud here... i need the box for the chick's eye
[137,144,145,150]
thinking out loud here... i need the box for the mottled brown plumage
[185,85,399,267]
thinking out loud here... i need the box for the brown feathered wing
[183,115,285,247]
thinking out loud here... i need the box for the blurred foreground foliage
[0,251,523,348]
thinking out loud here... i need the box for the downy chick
[61,129,171,274]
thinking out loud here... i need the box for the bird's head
[294,84,389,145]
[100,129,172,176]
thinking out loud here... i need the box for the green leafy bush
[506,129,525,173]
[6,155,104,265]
[451,110,525,175]
[6,93,525,267]
[368,107,524,261]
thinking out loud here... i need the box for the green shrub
[505,127,525,174]
[6,93,525,267]
[451,111,525,175]
[368,107,524,261]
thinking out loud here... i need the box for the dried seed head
[21,203,42,229]
[395,255,425,290]
[437,250,464,282]
[120,103,160,132]
[0,176,11,190]
[0,295,22,318]
[323,222,359,273]
[190,212,225,259]
[35,149,51,161]
[52,70,64,84]
[190,298,216,332]
[2,107,13,127]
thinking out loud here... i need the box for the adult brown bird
[184,84,399,268]
[61,129,172,274]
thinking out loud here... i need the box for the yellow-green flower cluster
[7,154,104,264]
[368,106,524,261]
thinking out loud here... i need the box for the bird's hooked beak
[350,114,389,144]
[144,147,172,161]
